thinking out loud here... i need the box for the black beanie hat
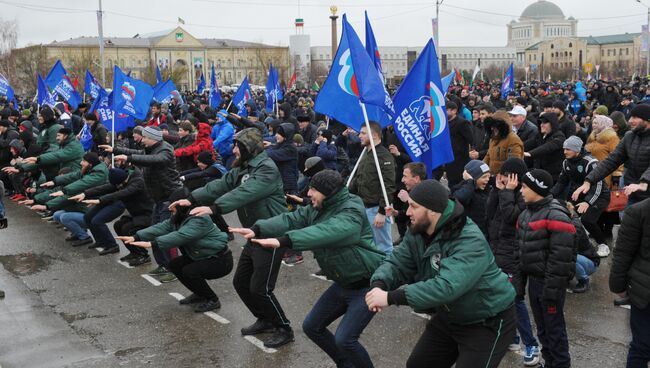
[522,169,553,197]
[84,112,98,121]
[83,152,101,166]
[197,151,215,166]
[630,103,650,121]
[309,170,344,197]
[108,168,128,186]
[500,158,528,177]
[409,179,450,213]
[169,187,190,203]
[321,129,333,142]
[58,127,72,136]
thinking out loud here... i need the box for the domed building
[507,0,578,62]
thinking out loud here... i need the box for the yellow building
[524,33,642,79]
[12,27,289,92]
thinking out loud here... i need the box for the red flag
[287,71,297,90]
[454,68,462,82]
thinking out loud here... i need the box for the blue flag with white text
[197,73,206,94]
[112,66,155,120]
[156,65,163,85]
[153,79,181,104]
[232,77,252,117]
[0,73,15,102]
[44,60,82,109]
[501,63,514,99]
[314,14,393,131]
[38,75,57,107]
[210,64,222,109]
[265,64,283,112]
[84,70,102,100]
[90,87,135,133]
[390,39,454,176]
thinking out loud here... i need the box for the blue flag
[156,65,163,85]
[79,123,94,151]
[441,70,455,95]
[112,66,155,120]
[314,14,393,130]
[37,75,57,107]
[365,11,383,82]
[0,73,15,102]
[90,87,135,133]
[210,64,222,109]
[197,73,206,94]
[45,60,82,110]
[153,79,181,104]
[501,62,514,99]
[390,39,454,176]
[232,77,252,117]
[84,70,102,100]
[265,63,283,112]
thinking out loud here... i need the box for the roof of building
[520,0,565,20]
[525,32,641,51]
[49,29,280,49]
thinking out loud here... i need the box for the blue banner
[197,72,206,94]
[0,73,14,102]
[390,39,454,176]
[365,11,383,82]
[112,66,155,120]
[37,75,57,107]
[90,88,135,133]
[501,62,514,99]
[210,64,222,109]
[153,79,181,104]
[232,77,252,117]
[314,14,392,130]
[265,63,283,112]
[84,70,102,100]
[45,60,82,109]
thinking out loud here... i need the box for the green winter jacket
[349,144,396,211]
[36,134,84,173]
[136,215,228,261]
[37,121,63,153]
[190,151,287,227]
[43,163,109,212]
[371,200,515,325]
[254,187,385,288]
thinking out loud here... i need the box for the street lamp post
[637,0,650,77]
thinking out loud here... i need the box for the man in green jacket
[366,179,516,368]
[232,170,385,367]
[170,128,292,348]
[21,127,84,181]
[29,152,109,248]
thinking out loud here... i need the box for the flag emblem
[337,50,359,97]
[121,82,136,102]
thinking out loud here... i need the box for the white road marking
[95,247,104,252]
[243,336,276,353]
[618,304,631,310]
[141,274,161,286]
[411,311,431,320]
[310,273,332,282]
[204,311,230,324]
[116,260,133,269]
[168,292,184,301]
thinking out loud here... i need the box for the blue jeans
[84,201,125,248]
[302,283,376,368]
[628,304,650,368]
[365,206,392,256]
[515,297,538,347]
[54,210,89,240]
[152,201,173,267]
[575,255,597,281]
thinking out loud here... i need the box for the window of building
[551,44,554,49]
[569,42,572,47]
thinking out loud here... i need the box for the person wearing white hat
[508,106,538,163]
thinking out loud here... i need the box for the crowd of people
[0,75,649,368]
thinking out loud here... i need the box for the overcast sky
[3,0,648,49]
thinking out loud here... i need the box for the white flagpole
[111,112,115,167]
[346,146,366,187]
[359,101,391,211]
[274,90,279,118]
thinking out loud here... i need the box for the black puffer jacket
[610,198,650,309]
[515,196,576,303]
[551,154,610,208]
[528,113,566,181]
[266,123,298,192]
[84,167,154,218]
[451,180,489,237]
[115,141,182,202]
[486,187,526,275]
[586,127,650,203]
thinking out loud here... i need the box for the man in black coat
[524,112,566,182]
[436,102,473,187]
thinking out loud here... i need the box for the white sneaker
[597,243,610,257]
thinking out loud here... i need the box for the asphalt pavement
[0,199,632,367]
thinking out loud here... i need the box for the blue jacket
[266,123,299,192]
[311,141,338,170]
[211,121,234,159]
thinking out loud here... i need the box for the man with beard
[366,179,516,368]
[169,128,293,348]
[231,170,385,367]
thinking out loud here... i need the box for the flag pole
[225,100,233,113]
[346,145,366,187]
[111,112,115,167]
[359,101,391,211]
[274,90,279,118]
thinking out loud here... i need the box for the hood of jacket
[197,122,212,139]
[484,110,512,140]
[277,122,295,143]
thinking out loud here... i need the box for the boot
[264,326,294,348]
[241,319,275,336]
[571,278,590,294]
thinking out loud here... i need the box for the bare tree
[0,16,18,85]
[10,45,51,95]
